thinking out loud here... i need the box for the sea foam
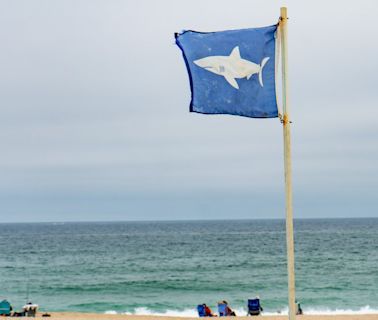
[105,305,378,317]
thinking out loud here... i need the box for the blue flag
[175,25,278,118]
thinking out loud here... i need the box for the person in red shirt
[204,304,216,317]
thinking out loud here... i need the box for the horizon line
[1,216,377,225]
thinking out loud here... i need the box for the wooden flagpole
[280,7,296,320]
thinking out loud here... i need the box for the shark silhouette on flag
[194,46,269,90]
[175,25,278,118]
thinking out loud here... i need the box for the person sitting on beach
[223,301,236,316]
[204,304,217,317]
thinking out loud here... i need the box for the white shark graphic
[193,46,269,90]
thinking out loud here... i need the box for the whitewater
[105,306,378,317]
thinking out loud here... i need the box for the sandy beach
[21,313,378,320]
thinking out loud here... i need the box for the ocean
[0,219,377,316]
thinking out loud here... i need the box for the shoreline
[18,312,378,320]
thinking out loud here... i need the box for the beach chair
[23,303,38,317]
[247,298,262,316]
[197,305,206,317]
[218,303,227,317]
[0,300,12,316]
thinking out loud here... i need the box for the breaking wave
[105,305,378,317]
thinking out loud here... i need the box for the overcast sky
[0,0,377,222]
